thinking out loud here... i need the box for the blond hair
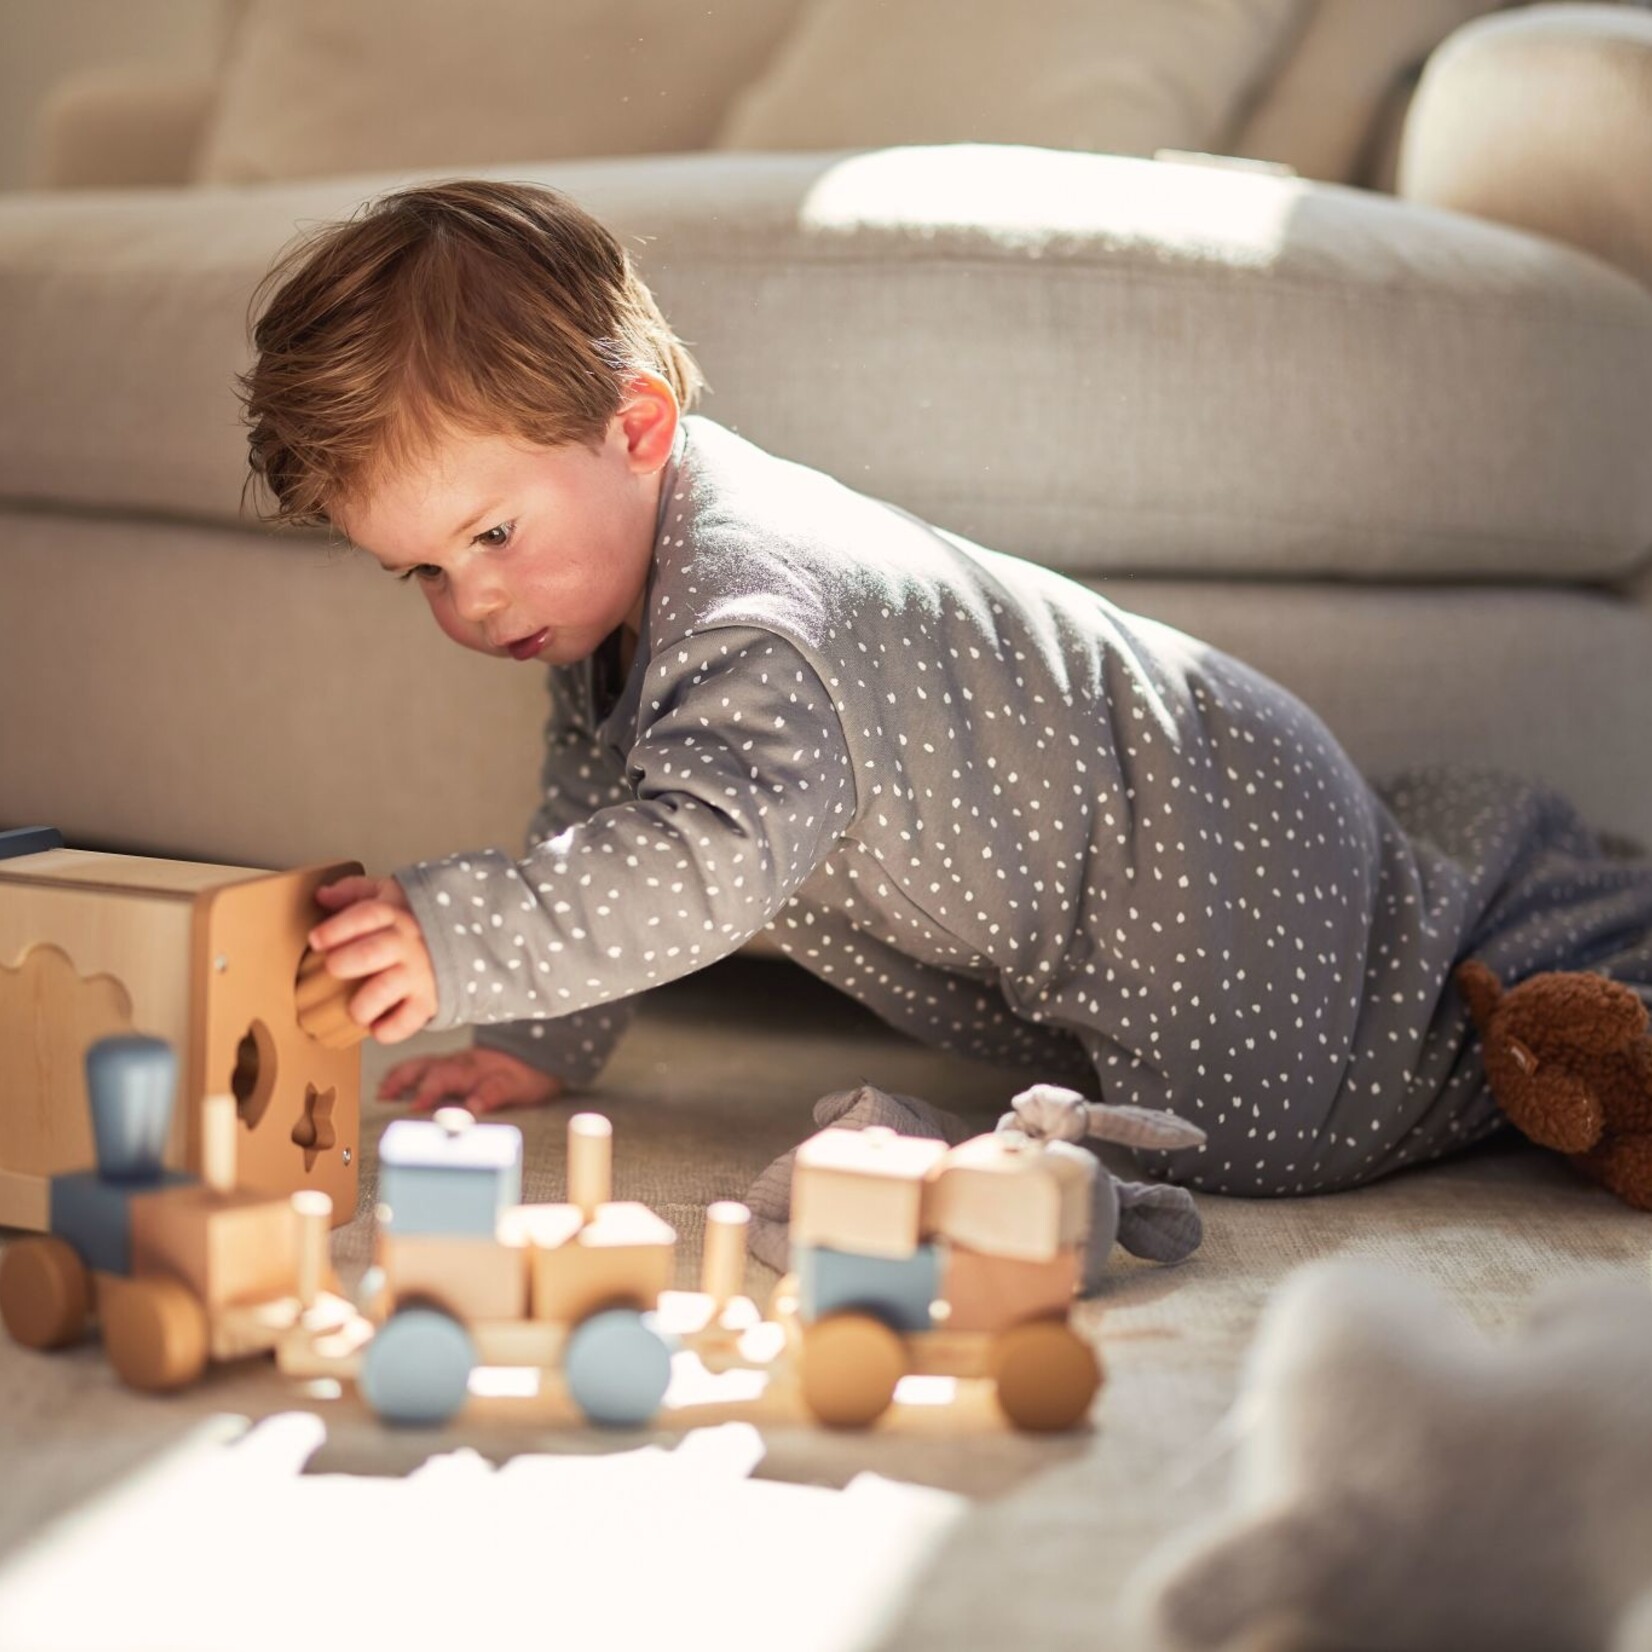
[238,178,704,528]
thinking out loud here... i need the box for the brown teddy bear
[1456,958,1652,1209]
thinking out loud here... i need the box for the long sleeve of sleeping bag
[470,661,640,1085]
[395,626,857,1039]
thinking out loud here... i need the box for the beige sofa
[1,0,1649,877]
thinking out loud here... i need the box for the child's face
[337,378,677,666]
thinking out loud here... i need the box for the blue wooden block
[49,1169,195,1276]
[795,1242,944,1332]
[85,1035,176,1181]
[377,1115,522,1236]
[0,826,64,860]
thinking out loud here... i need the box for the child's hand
[376,1048,563,1115]
[309,875,438,1045]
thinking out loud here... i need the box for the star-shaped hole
[291,1083,337,1171]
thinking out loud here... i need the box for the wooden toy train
[1,1033,1104,1433]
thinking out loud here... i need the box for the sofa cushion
[712,0,1307,159]
[6,509,1649,869]
[1229,0,1505,182]
[193,0,809,184]
[1,146,1649,582]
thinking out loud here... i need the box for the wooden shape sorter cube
[0,847,363,1230]
[921,1134,1095,1263]
[508,1201,676,1325]
[790,1127,950,1260]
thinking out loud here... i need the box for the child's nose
[449,571,508,624]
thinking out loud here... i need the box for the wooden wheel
[989,1317,1102,1433]
[100,1274,210,1392]
[799,1311,905,1428]
[0,1237,91,1350]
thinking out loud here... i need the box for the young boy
[244,179,1652,1198]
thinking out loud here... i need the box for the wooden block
[128,1183,300,1309]
[512,1201,675,1325]
[469,1318,566,1367]
[922,1133,1094,1262]
[795,1241,943,1331]
[378,1229,527,1322]
[790,1128,949,1260]
[378,1111,523,1236]
[938,1241,1082,1334]
[49,1167,195,1276]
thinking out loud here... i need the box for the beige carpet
[1,957,1648,1649]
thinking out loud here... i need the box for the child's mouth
[506,628,550,661]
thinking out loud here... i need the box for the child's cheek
[427,590,486,654]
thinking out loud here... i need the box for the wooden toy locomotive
[0,828,364,1229]
[0,1032,343,1390]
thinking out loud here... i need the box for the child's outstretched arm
[394,627,857,1035]
[469,659,647,1090]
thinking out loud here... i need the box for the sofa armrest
[30,64,218,190]
[1397,4,1652,290]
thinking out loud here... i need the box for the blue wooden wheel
[563,1307,675,1428]
[360,1305,474,1427]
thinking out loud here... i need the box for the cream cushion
[1400,4,1652,292]
[193,0,808,184]
[713,0,1308,158]
[1230,0,1505,181]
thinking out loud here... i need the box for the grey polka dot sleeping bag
[394,416,1652,1197]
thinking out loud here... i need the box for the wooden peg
[568,1113,612,1219]
[200,1092,237,1195]
[294,946,368,1050]
[291,1190,333,1309]
[701,1201,750,1305]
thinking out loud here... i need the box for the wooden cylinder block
[292,1190,333,1308]
[701,1201,750,1305]
[294,947,368,1050]
[568,1114,612,1219]
[200,1092,238,1194]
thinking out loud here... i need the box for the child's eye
[474,521,515,549]
[396,564,445,585]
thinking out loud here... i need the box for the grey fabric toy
[1124,1260,1652,1652]
[742,1081,1207,1291]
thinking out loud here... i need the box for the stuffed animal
[1124,1260,1652,1652]
[742,1081,1207,1291]
[1456,958,1652,1210]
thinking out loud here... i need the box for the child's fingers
[377,1056,436,1099]
[313,876,377,908]
[407,1059,475,1112]
[308,901,402,958]
[320,926,412,982]
[467,1069,550,1115]
[349,962,419,1036]
[369,999,430,1046]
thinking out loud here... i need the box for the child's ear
[616,370,679,473]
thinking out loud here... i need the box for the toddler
[242,179,1652,1197]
